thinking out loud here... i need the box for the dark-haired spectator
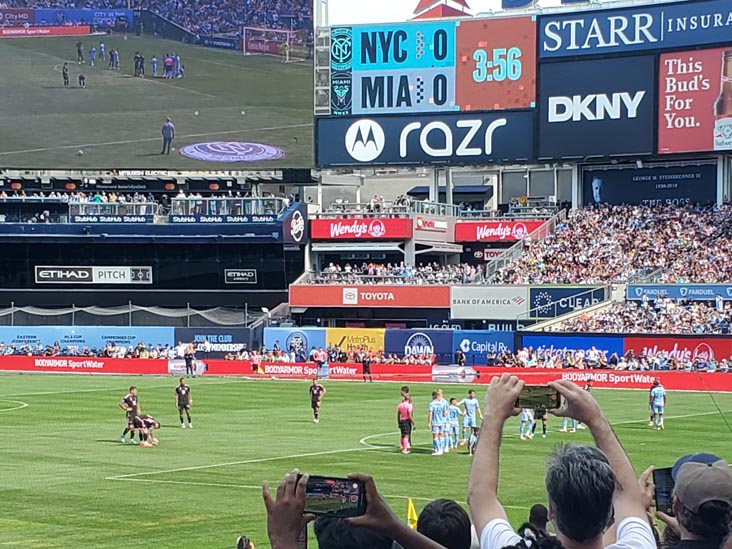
[468,375,655,549]
[315,516,392,549]
[416,499,472,549]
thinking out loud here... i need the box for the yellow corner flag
[256,365,265,375]
[407,498,418,530]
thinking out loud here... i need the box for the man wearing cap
[657,452,732,549]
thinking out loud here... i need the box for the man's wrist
[586,412,610,433]
[269,535,299,549]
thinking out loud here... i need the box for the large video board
[328,16,537,116]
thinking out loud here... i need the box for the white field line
[0,399,28,412]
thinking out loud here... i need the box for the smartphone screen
[653,467,675,516]
[303,476,366,518]
[516,386,561,409]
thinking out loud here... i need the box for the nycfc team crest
[180,142,285,163]
[345,120,385,162]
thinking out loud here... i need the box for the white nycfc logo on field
[345,119,385,162]
[548,91,645,122]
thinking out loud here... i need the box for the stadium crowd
[558,299,732,335]
[0,190,159,204]
[492,204,732,284]
[253,344,438,366]
[311,263,484,285]
[9,0,311,35]
[258,375,732,549]
[3,340,201,359]
[496,346,732,372]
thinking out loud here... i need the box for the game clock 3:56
[455,17,537,111]
[473,47,522,83]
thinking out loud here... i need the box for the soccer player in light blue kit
[649,378,667,430]
[151,55,158,77]
[428,390,447,456]
[437,390,451,453]
[519,408,534,439]
[458,389,483,446]
[448,398,463,450]
[99,42,105,61]
[89,46,96,67]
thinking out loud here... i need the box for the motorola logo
[344,119,385,162]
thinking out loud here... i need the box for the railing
[483,208,568,281]
[69,202,161,217]
[318,202,410,218]
[411,201,460,217]
[458,209,556,219]
[305,271,482,285]
[170,197,288,217]
[319,200,460,218]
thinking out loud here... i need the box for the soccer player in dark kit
[309,378,326,423]
[175,377,192,428]
[62,63,69,88]
[119,386,140,444]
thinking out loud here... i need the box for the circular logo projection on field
[180,141,285,163]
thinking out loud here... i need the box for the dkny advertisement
[582,164,716,207]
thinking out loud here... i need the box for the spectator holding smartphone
[468,375,656,549]
[654,453,732,549]
[262,470,446,549]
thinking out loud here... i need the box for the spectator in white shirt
[468,375,656,549]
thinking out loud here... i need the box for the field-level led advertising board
[329,16,537,116]
[658,46,732,155]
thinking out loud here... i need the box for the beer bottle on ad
[714,50,732,150]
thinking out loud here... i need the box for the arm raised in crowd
[549,380,648,524]
[467,374,524,534]
[346,474,446,549]
[263,470,446,549]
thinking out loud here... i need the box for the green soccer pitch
[1,374,731,548]
[0,35,313,169]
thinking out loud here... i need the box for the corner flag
[407,498,418,530]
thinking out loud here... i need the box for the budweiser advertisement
[289,284,451,308]
[310,218,413,240]
[659,47,732,154]
[454,220,545,242]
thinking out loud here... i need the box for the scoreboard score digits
[328,17,537,116]
[334,22,457,116]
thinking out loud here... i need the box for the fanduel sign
[539,0,732,58]
[627,284,732,301]
[316,111,533,167]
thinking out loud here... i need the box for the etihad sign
[310,218,413,240]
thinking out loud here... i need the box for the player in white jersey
[649,378,667,430]
[519,408,534,440]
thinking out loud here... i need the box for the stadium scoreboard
[328,17,537,116]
